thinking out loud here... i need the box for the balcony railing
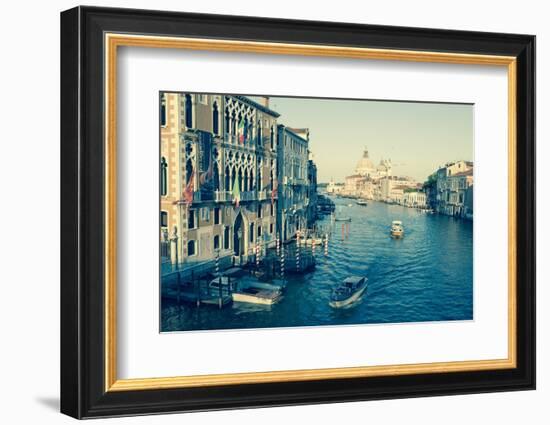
[214,191,232,202]
[241,191,256,202]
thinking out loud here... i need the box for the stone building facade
[434,160,474,219]
[160,93,280,269]
[277,125,310,242]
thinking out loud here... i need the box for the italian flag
[238,119,245,144]
[232,176,241,208]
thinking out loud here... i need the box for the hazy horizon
[251,95,473,183]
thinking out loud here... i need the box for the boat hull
[233,291,282,305]
[329,284,367,308]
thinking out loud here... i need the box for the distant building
[354,147,392,179]
[434,160,474,219]
[326,179,343,194]
[379,176,419,203]
[344,174,365,195]
[402,191,427,208]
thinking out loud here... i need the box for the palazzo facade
[160,93,280,270]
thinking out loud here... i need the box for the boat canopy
[343,276,365,284]
[391,220,403,226]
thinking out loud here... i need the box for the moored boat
[329,276,368,308]
[390,220,404,238]
[232,275,284,305]
[356,199,368,206]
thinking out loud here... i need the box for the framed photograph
[60,6,535,419]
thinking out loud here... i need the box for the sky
[252,95,473,183]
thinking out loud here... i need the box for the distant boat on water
[356,200,368,206]
[390,220,404,238]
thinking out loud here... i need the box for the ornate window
[160,211,168,228]
[223,226,230,249]
[231,166,236,188]
[160,157,168,196]
[186,159,193,185]
[185,94,193,128]
[213,164,220,191]
[225,109,230,135]
[249,170,254,192]
[243,169,249,192]
[225,166,230,191]
[160,93,167,127]
[257,120,262,146]
[213,102,219,135]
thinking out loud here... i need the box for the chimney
[261,96,270,108]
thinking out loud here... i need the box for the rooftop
[233,95,281,118]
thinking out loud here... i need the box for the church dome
[355,148,375,175]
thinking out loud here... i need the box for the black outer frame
[60,6,535,419]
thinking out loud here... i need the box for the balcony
[214,191,232,202]
[224,133,237,144]
[258,190,268,201]
[241,191,257,202]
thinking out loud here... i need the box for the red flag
[183,170,195,205]
[199,157,213,185]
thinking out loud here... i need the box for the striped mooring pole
[276,232,280,257]
[280,243,285,281]
[324,233,329,256]
[256,241,260,269]
[296,230,300,272]
[215,248,220,275]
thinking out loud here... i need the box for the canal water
[161,196,473,332]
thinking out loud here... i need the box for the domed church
[354,148,392,179]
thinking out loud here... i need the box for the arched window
[225,109,230,136]
[160,157,168,196]
[212,102,219,135]
[185,94,193,128]
[257,121,262,146]
[231,166,236,188]
[249,170,254,192]
[244,117,248,142]
[243,169,248,192]
[225,166,230,191]
[231,112,236,135]
[270,126,274,150]
[186,159,193,185]
[248,121,254,142]
[213,164,220,191]
[160,94,167,127]
[238,168,243,192]
[237,113,243,142]
[187,240,196,256]
[257,168,262,191]
[270,169,274,191]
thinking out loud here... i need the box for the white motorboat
[390,220,404,238]
[329,276,368,308]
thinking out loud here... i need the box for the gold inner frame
[104,33,517,392]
